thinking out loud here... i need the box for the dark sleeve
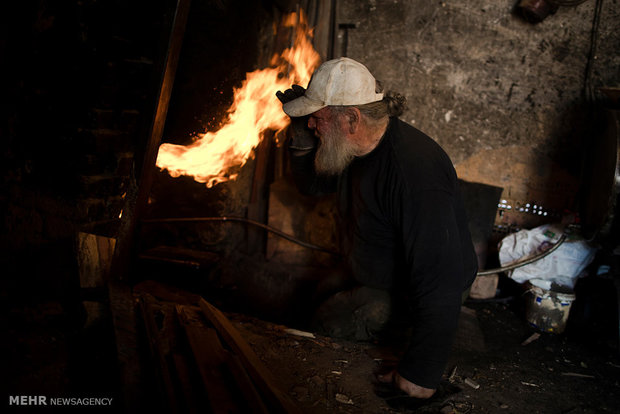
[288,148,338,196]
[396,189,466,389]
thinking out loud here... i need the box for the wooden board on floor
[199,298,301,414]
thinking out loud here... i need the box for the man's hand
[276,85,317,153]
[377,369,436,399]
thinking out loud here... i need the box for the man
[277,58,478,399]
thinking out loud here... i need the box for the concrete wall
[337,0,619,229]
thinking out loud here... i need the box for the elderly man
[277,57,477,400]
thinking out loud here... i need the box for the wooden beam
[107,279,144,411]
[107,2,192,409]
[312,0,335,61]
[176,305,240,413]
[198,299,301,414]
[225,354,271,414]
[134,279,201,305]
[171,353,200,414]
[246,130,274,255]
[138,294,181,413]
[134,0,192,226]
[110,0,192,283]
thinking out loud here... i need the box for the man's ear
[345,108,361,134]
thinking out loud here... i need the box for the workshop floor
[230,300,620,413]
[6,293,620,413]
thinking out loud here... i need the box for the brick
[77,153,114,175]
[115,154,135,177]
[75,128,97,153]
[44,215,76,239]
[79,174,124,198]
[78,198,107,221]
[106,196,125,219]
[6,204,44,237]
[118,86,149,111]
[92,128,133,153]
[90,108,118,129]
[79,195,125,222]
[99,85,120,108]
[120,110,141,134]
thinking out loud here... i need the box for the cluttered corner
[497,221,598,334]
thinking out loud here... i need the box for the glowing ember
[156,11,320,187]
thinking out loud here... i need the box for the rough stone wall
[337,0,619,229]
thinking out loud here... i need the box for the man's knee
[312,286,392,341]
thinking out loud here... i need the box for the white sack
[498,224,597,290]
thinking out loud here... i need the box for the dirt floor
[5,285,620,413]
[229,299,620,413]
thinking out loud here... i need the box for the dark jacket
[290,117,478,388]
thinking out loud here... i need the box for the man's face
[308,108,357,175]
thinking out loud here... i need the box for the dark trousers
[311,285,471,341]
[311,285,395,341]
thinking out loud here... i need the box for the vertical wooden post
[107,0,192,411]
[113,0,192,283]
[312,0,335,61]
[246,130,274,255]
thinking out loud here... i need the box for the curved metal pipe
[143,216,568,275]
[142,216,341,256]
[476,233,567,276]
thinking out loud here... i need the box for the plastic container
[523,284,576,334]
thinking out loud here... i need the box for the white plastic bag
[498,224,597,290]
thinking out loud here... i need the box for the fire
[156,11,320,188]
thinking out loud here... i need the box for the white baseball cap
[282,57,384,117]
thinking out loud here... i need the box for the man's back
[343,118,477,295]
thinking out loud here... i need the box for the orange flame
[156,11,320,187]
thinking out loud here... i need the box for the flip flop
[374,380,462,411]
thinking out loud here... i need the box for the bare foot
[377,369,436,399]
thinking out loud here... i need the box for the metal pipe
[138,254,201,269]
[144,217,568,274]
[142,216,341,256]
[476,233,567,276]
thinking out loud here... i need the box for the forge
[129,5,335,328]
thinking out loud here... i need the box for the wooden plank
[133,0,192,224]
[107,2,192,410]
[198,299,301,414]
[134,280,202,306]
[107,279,145,411]
[176,305,240,413]
[110,0,192,283]
[246,129,274,255]
[178,305,271,413]
[138,294,180,413]
[225,354,271,414]
[76,232,116,288]
[171,353,200,414]
[312,0,335,61]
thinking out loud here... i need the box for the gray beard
[314,129,357,175]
